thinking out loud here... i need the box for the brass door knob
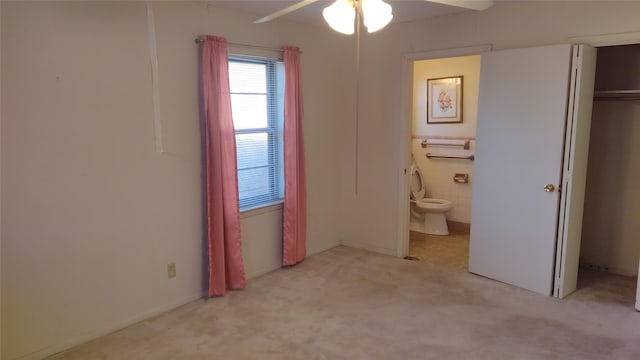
[544,184,556,192]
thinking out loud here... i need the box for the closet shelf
[593,90,640,101]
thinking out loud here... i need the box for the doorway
[396,45,490,260]
[407,55,480,271]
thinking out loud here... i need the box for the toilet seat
[415,198,453,211]
[410,165,426,199]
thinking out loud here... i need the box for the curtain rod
[194,37,287,53]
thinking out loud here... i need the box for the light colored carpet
[51,246,640,359]
[572,268,637,304]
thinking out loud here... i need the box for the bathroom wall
[580,44,640,276]
[412,55,480,224]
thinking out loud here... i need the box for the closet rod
[593,90,640,101]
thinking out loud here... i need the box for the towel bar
[426,153,475,161]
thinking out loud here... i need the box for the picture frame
[427,76,463,124]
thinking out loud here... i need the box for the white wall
[339,1,640,254]
[240,205,284,279]
[412,56,480,224]
[580,44,640,276]
[0,1,347,359]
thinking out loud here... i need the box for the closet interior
[577,44,640,305]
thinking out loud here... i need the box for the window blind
[229,57,284,211]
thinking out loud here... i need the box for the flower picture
[427,76,463,124]
[437,87,453,112]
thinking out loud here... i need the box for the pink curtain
[201,35,246,296]
[282,46,307,266]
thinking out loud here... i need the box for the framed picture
[427,76,463,124]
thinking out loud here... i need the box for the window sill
[240,201,284,219]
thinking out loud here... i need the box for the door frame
[560,31,640,303]
[396,31,640,267]
[569,31,640,47]
[396,44,492,258]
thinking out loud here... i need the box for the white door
[469,44,574,296]
[553,45,597,298]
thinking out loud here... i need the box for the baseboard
[341,240,397,257]
[246,241,340,279]
[246,263,282,280]
[15,241,342,360]
[447,220,470,234]
[307,240,341,258]
[579,261,638,277]
[410,221,470,235]
[25,292,204,360]
[409,223,422,232]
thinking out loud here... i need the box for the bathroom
[408,55,480,270]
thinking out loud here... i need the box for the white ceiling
[208,0,473,27]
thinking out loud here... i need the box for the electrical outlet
[167,263,176,278]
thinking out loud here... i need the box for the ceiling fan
[253,0,494,195]
[254,0,494,34]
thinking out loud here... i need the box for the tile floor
[409,228,470,271]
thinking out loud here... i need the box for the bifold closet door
[469,44,572,296]
[553,44,597,299]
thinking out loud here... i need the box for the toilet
[410,162,453,235]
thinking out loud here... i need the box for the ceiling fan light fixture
[323,0,356,35]
[362,0,393,33]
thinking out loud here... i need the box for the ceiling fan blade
[254,0,322,24]
[425,0,494,11]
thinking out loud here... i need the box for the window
[228,57,284,211]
